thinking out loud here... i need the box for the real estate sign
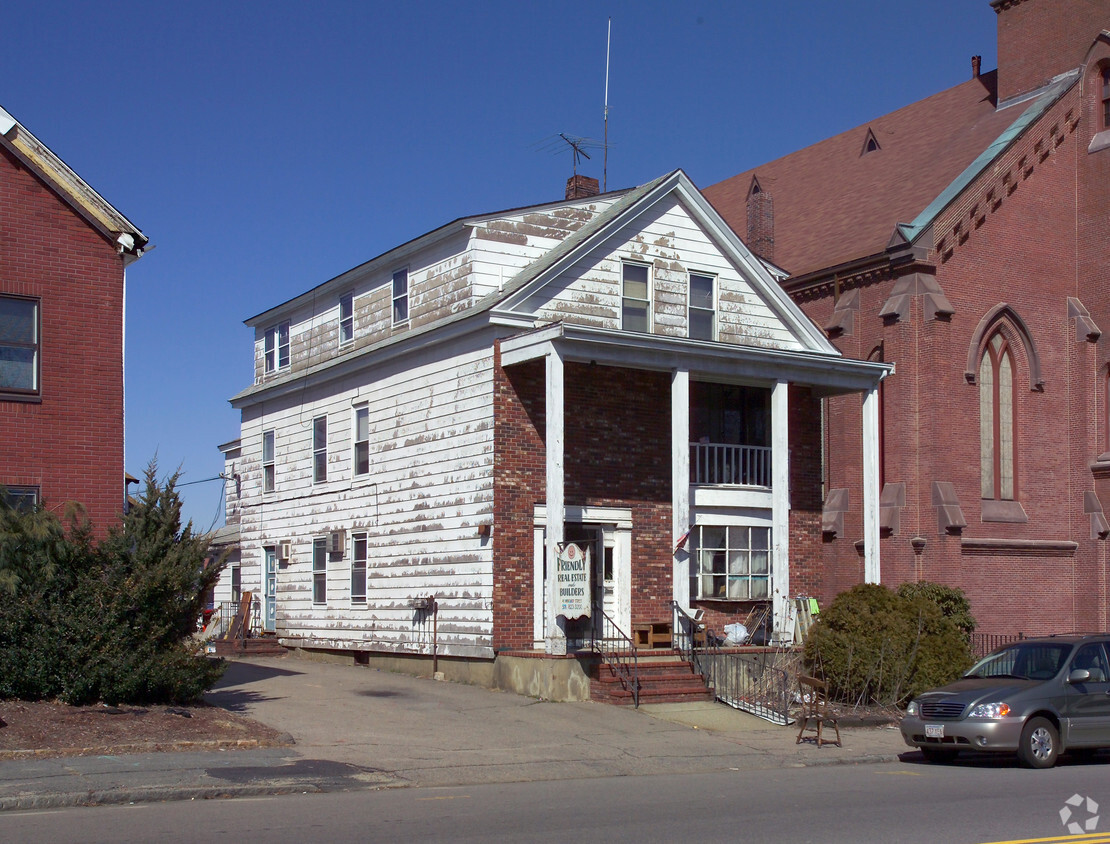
[556,542,591,619]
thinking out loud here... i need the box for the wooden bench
[633,622,673,650]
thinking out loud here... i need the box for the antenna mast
[604,17,611,192]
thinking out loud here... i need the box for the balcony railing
[690,442,772,487]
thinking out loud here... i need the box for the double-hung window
[0,295,40,396]
[339,294,354,345]
[264,321,290,373]
[354,407,370,476]
[351,532,367,605]
[262,430,276,493]
[392,269,409,325]
[693,525,771,600]
[313,415,328,483]
[689,273,716,341]
[312,537,327,605]
[621,263,650,333]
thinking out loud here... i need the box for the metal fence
[969,632,1025,659]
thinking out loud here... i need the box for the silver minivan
[901,635,1110,768]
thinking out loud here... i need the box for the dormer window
[264,321,290,373]
[861,128,881,156]
[339,293,354,345]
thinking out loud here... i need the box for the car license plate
[925,724,944,739]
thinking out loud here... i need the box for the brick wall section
[994,0,1107,102]
[492,354,676,648]
[788,74,1110,635]
[0,146,126,535]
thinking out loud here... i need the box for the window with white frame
[339,293,354,345]
[0,295,40,396]
[351,532,367,604]
[1,484,39,513]
[622,262,650,333]
[312,537,327,605]
[689,273,716,341]
[693,525,771,600]
[354,407,370,476]
[264,321,290,373]
[262,430,275,493]
[313,415,327,483]
[392,269,409,325]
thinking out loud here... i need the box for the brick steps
[590,658,715,705]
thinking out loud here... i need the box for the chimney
[746,189,774,264]
[972,55,982,78]
[565,174,600,200]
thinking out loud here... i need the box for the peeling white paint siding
[526,196,804,350]
[238,346,496,658]
[468,197,618,300]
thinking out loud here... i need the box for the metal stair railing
[591,610,639,708]
[673,601,794,725]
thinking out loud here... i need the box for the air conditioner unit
[328,531,344,556]
[278,540,292,561]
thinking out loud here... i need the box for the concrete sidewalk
[0,655,910,811]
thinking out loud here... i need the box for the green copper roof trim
[896,69,1080,245]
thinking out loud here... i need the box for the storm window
[0,295,39,395]
[339,293,354,345]
[312,537,327,605]
[354,407,370,476]
[621,262,650,333]
[262,430,276,493]
[689,272,716,341]
[392,269,409,325]
[351,532,367,605]
[264,321,290,372]
[313,415,328,484]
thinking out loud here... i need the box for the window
[392,269,409,325]
[312,537,327,605]
[622,263,650,333]
[693,525,771,600]
[354,407,370,476]
[979,332,1015,500]
[313,415,327,483]
[689,273,716,341]
[351,532,367,604]
[262,430,276,493]
[264,321,290,373]
[0,295,39,396]
[1102,66,1110,130]
[339,293,354,345]
[1,484,39,513]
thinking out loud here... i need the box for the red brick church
[706,0,1110,635]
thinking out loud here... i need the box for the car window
[966,643,1072,680]
[1071,643,1110,682]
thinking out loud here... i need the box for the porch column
[671,369,691,612]
[862,385,881,584]
[770,380,791,643]
[545,346,567,655]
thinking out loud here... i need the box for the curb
[0,734,296,761]
[0,783,324,812]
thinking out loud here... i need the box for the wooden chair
[795,674,842,748]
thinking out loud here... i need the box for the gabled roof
[0,104,147,257]
[703,69,1067,278]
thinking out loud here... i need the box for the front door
[264,548,277,633]
[564,523,618,639]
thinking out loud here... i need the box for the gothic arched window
[980,332,1016,501]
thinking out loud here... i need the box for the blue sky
[3,1,997,530]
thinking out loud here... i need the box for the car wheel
[1018,717,1059,769]
[920,747,957,763]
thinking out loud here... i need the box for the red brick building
[0,104,147,532]
[705,0,1110,635]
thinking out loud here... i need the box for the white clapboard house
[222,170,889,698]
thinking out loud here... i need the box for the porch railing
[673,601,793,725]
[591,610,639,708]
[690,442,771,487]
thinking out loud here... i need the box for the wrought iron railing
[591,610,639,708]
[690,442,771,487]
[969,632,1025,659]
[673,601,793,725]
